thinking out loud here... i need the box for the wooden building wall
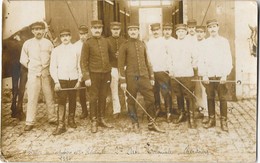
[45,0,97,43]
[184,0,236,100]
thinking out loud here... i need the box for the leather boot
[80,106,88,119]
[68,114,77,128]
[202,116,209,124]
[188,111,196,129]
[155,105,161,118]
[148,118,165,133]
[99,117,113,128]
[203,115,216,129]
[221,116,228,132]
[91,117,98,133]
[194,110,204,119]
[53,105,66,135]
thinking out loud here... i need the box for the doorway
[139,8,162,41]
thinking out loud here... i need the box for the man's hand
[169,71,175,79]
[120,83,127,91]
[85,79,91,87]
[220,76,227,84]
[74,81,81,88]
[54,83,61,91]
[202,76,209,84]
[150,80,155,86]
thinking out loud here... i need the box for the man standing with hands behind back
[81,20,113,133]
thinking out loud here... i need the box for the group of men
[19,18,232,135]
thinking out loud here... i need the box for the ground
[1,89,257,162]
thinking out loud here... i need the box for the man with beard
[106,22,127,119]
[201,19,232,132]
[50,29,81,135]
[146,23,172,123]
[81,20,113,133]
[168,24,198,128]
[20,21,57,131]
[118,23,165,133]
[74,25,89,119]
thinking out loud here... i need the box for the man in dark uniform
[81,20,113,133]
[74,25,89,119]
[118,23,164,133]
[106,22,127,119]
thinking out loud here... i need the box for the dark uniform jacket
[118,38,154,83]
[106,36,126,68]
[80,36,112,81]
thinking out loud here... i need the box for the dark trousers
[89,72,111,119]
[154,72,172,112]
[171,77,195,112]
[126,75,155,124]
[56,80,77,125]
[79,81,87,110]
[203,77,228,118]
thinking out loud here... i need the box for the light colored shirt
[167,37,198,77]
[20,38,53,76]
[200,35,233,77]
[146,37,168,72]
[164,37,177,71]
[186,34,198,43]
[74,40,83,55]
[50,43,82,83]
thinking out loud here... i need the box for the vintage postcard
[1,0,257,162]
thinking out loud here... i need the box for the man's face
[79,31,88,42]
[187,26,196,36]
[128,28,139,39]
[207,24,219,37]
[91,26,103,37]
[60,34,71,45]
[32,27,45,39]
[111,27,121,37]
[176,29,187,40]
[151,28,161,38]
[196,30,206,41]
[163,28,172,38]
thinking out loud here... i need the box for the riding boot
[155,105,161,118]
[80,105,88,119]
[98,107,113,128]
[148,118,165,133]
[188,111,196,129]
[68,107,77,128]
[53,105,66,135]
[91,117,98,133]
[203,115,216,129]
[220,116,228,132]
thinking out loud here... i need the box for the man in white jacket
[146,23,172,122]
[200,19,233,132]
[168,24,198,128]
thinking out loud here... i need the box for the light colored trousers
[110,68,121,114]
[25,74,57,125]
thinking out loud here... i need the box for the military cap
[59,28,71,36]
[78,25,88,33]
[150,23,160,31]
[127,23,139,29]
[187,19,197,27]
[91,20,103,27]
[110,22,121,28]
[163,23,173,29]
[31,21,45,29]
[206,19,219,27]
[175,24,187,31]
[195,26,206,32]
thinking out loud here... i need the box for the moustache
[95,32,100,34]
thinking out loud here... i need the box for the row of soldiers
[20,18,232,135]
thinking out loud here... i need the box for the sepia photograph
[1,0,258,162]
